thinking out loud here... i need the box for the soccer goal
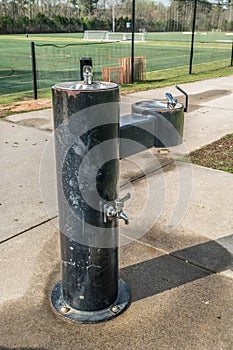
[84,30,145,42]
[84,30,109,40]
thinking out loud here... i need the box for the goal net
[84,30,145,42]
[83,30,109,40]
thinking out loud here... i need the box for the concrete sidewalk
[0,76,233,350]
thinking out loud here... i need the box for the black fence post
[189,0,197,75]
[131,0,136,83]
[231,41,233,67]
[31,41,38,100]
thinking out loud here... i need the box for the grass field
[0,32,232,98]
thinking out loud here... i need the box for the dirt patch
[0,98,52,117]
[190,133,233,173]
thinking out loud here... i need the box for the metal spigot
[117,211,129,224]
[114,197,129,224]
[165,92,178,109]
[83,65,93,85]
[103,193,130,225]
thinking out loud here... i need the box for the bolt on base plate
[51,279,130,323]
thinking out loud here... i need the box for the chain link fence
[31,31,232,97]
[0,30,232,97]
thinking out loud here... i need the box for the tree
[70,0,79,16]
[31,12,52,32]
[1,0,233,34]
[78,0,98,17]
[0,15,13,33]
[16,15,30,32]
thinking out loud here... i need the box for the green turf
[146,31,233,43]
[0,32,232,97]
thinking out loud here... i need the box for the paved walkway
[0,76,233,350]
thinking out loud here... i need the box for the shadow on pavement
[121,234,233,302]
[0,234,232,348]
[0,348,47,350]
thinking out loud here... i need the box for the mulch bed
[190,133,233,174]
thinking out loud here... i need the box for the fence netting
[35,42,132,90]
[34,31,232,92]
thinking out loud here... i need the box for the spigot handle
[103,193,130,225]
[122,193,130,202]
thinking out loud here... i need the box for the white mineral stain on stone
[73,138,87,157]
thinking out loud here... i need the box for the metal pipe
[112,0,115,33]
[189,0,197,75]
[51,68,130,323]
[131,0,136,83]
[231,41,233,67]
[175,85,188,112]
[31,41,37,100]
